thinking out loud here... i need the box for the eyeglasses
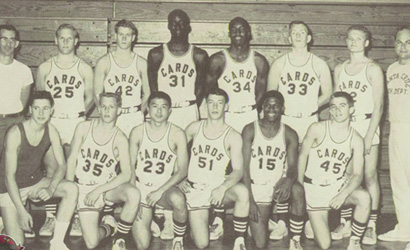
[0,37,17,43]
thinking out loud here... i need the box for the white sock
[51,220,69,244]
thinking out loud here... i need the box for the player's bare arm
[254,52,270,106]
[184,120,202,144]
[78,60,94,114]
[205,52,225,91]
[147,46,164,93]
[138,57,150,113]
[364,62,384,154]
[20,84,32,111]
[333,63,343,92]
[330,131,364,210]
[313,55,333,108]
[35,59,52,90]
[267,55,286,91]
[193,47,209,106]
[129,124,144,184]
[66,121,89,181]
[93,54,110,106]
[274,125,299,202]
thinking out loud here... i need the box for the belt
[172,100,196,108]
[121,105,142,114]
[284,110,318,118]
[0,111,23,118]
[304,175,344,187]
[351,113,372,122]
[54,111,85,119]
[228,104,256,114]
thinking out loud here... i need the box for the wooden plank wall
[3,0,409,214]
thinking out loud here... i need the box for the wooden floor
[20,211,407,250]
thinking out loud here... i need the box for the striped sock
[233,216,248,239]
[289,214,304,239]
[103,205,114,215]
[102,224,114,238]
[277,202,289,222]
[341,207,353,222]
[369,210,378,225]
[116,219,133,239]
[173,219,187,238]
[351,219,366,239]
[45,203,57,217]
[214,206,225,220]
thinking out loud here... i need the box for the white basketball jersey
[135,122,177,188]
[250,121,287,184]
[157,44,197,104]
[305,121,353,181]
[278,53,321,116]
[104,52,143,113]
[44,57,85,117]
[188,121,232,187]
[218,49,257,110]
[387,61,410,124]
[336,60,374,117]
[75,120,120,185]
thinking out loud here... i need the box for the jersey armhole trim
[312,121,327,148]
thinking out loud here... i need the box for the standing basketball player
[378,26,410,245]
[36,23,94,237]
[180,88,249,250]
[333,25,384,245]
[206,17,269,133]
[130,91,188,250]
[267,20,332,240]
[94,19,150,137]
[148,9,208,130]
[0,91,78,250]
[66,92,140,249]
[242,91,305,250]
[299,92,370,250]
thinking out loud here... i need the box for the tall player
[267,20,332,240]
[333,25,384,245]
[130,91,188,250]
[242,91,305,250]
[66,92,140,250]
[36,23,94,237]
[378,26,410,245]
[299,92,370,250]
[0,91,78,250]
[94,19,150,137]
[148,9,209,130]
[180,88,249,250]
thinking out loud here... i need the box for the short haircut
[55,23,79,39]
[168,9,191,25]
[330,91,354,107]
[0,24,20,41]
[260,90,284,108]
[29,91,54,106]
[229,17,251,33]
[394,26,410,40]
[206,87,229,103]
[99,92,122,107]
[289,20,312,36]
[115,19,138,37]
[148,91,172,107]
[347,25,371,41]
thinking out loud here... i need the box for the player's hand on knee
[37,187,54,201]
[329,193,347,210]
[85,188,102,207]
[178,180,191,193]
[147,189,164,207]
[209,185,227,207]
[18,209,33,232]
[249,199,260,222]
[274,177,292,202]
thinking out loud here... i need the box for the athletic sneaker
[69,214,82,237]
[39,215,56,236]
[172,238,184,250]
[24,231,36,238]
[151,220,161,238]
[269,220,288,240]
[289,238,303,250]
[377,227,410,242]
[331,219,351,240]
[304,220,314,240]
[362,221,377,245]
[268,219,277,232]
[160,217,174,240]
[233,237,246,250]
[209,217,224,241]
[347,237,362,250]
[102,215,118,236]
[112,238,126,250]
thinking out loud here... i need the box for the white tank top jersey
[278,53,321,116]
[157,44,197,105]
[104,52,143,112]
[305,121,353,181]
[218,49,257,111]
[386,61,410,124]
[250,121,287,184]
[135,122,177,187]
[188,121,232,187]
[336,60,374,117]
[75,120,120,185]
[44,57,85,117]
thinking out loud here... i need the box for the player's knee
[355,189,371,209]
[125,186,140,206]
[194,238,209,250]
[364,170,378,186]
[136,238,150,250]
[317,238,331,250]
[253,237,267,249]
[168,190,186,211]
[233,184,249,203]
[84,236,100,249]
[291,182,305,201]
[61,181,79,199]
